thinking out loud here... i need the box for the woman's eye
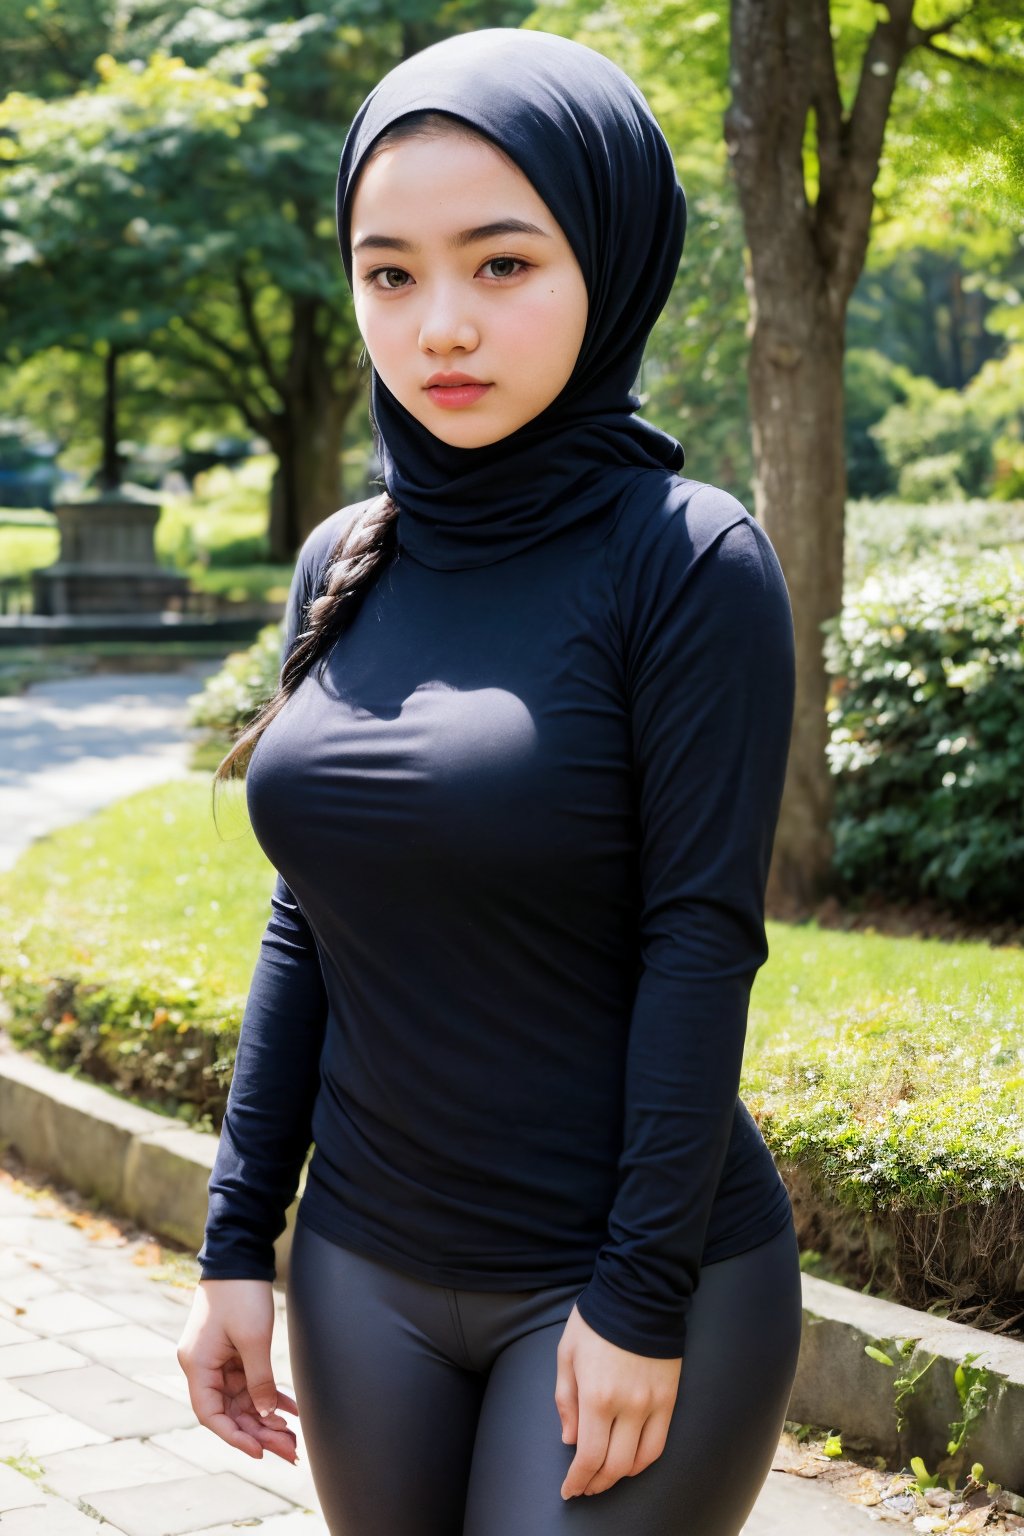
[369,267,410,290]
[481,256,526,279]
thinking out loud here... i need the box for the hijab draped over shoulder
[335,28,687,571]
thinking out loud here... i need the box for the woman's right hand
[176,1278,299,1463]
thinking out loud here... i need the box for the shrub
[824,549,1024,917]
[870,376,995,499]
[186,622,281,736]
[897,453,965,505]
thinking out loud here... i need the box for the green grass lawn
[0,777,268,1013]
[0,522,59,576]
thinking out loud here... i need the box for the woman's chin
[414,413,517,451]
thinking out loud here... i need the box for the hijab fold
[335,28,687,571]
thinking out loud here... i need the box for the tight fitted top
[197,477,796,1358]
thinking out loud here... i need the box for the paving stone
[0,1261,67,1303]
[741,1469,878,1533]
[16,1363,196,1436]
[15,1290,127,1336]
[59,1264,171,1304]
[0,1337,90,1377]
[0,1500,114,1533]
[0,1460,48,1511]
[0,1317,34,1346]
[188,1513,328,1536]
[0,1185,40,1216]
[0,1379,51,1424]
[60,1322,177,1375]
[86,1470,290,1535]
[40,1436,201,1499]
[0,1408,109,1457]
[93,1284,191,1342]
[151,1423,319,1508]
[0,1240,64,1270]
[134,1370,193,1407]
[0,1245,35,1276]
[0,1217,95,1257]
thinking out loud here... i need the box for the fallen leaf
[132,1242,163,1267]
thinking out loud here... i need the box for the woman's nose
[418,290,479,356]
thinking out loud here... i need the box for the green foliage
[824,549,1024,917]
[897,453,967,504]
[843,348,908,499]
[947,1354,991,1458]
[843,497,1024,588]
[155,458,276,571]
[870,374,995,499]
[187,623,282,734]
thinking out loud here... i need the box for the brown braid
[212,491,398,798]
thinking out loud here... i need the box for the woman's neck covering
[335,28,686,571]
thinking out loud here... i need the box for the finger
[554,1350,579,1447]
[234,1335,280,1418]
[238,1412,301,1464]
[629,1405,673,1477]
[561,1395,612,1499]
[582,1413,645,1495]
[237,1407,297,1444]
[187,1369,264,1457]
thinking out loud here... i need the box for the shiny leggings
[285,1214,803,1536]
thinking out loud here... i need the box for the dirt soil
[806,892,1024,950]
[774,1426,1024,1532]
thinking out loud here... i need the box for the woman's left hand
[555,1303,682,1499]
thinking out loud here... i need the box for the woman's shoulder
[609,473,759,571]
[605,473,781,602]
[604,473,790,648]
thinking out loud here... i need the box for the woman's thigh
[461,1216,804,1536]
[285,1218,484,1536]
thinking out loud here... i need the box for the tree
[0,51,267,492]
[2,1,534,557]
[724,0,1023,913]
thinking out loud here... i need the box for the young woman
[177,27,803,1536]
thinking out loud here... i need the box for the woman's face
[349,128,589,449]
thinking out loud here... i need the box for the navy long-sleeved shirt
[197,476,796,1357]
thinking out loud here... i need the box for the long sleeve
[196,527,335,1280]
[573,507,796,1357]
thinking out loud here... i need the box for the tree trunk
[727,0,918,916]
[747,283,847,916]
[266,298,358,560]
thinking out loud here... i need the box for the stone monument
[31,490,191,616]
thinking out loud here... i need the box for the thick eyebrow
[352,219,552,255]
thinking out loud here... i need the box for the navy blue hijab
[335,28,686,570]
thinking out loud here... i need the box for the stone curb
[2,1043,1022,1495]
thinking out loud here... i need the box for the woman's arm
[574,503,796,1359]
[196,522,336,1280]
[196,867,328,1278]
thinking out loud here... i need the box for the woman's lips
[424,380,493,409]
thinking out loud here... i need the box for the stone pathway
[0,1167,324,1535]
[0,665,223,872]
[0,666,881,1533]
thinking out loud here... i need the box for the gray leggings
[285,1214,803,1536]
